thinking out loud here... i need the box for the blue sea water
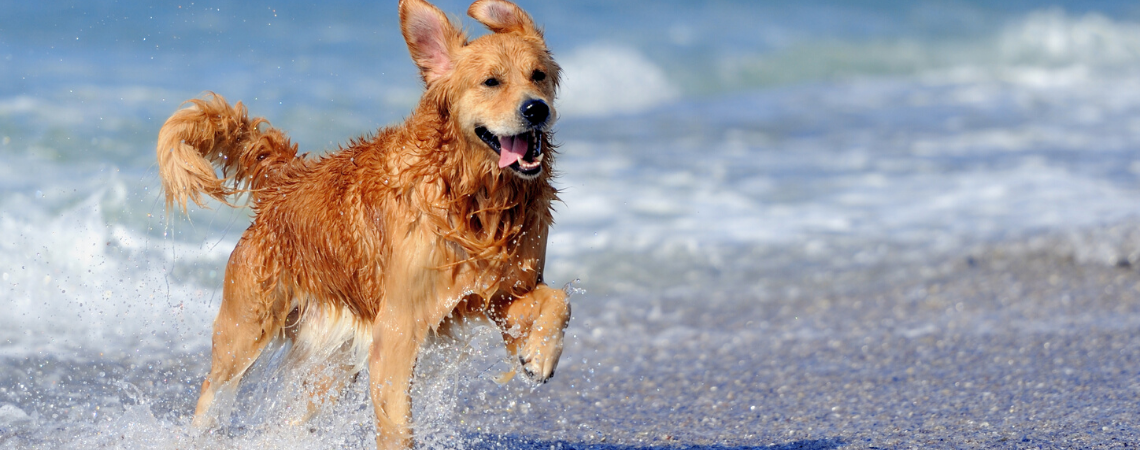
[3,0,1140,448]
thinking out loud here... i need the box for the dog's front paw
[517,324,565,383]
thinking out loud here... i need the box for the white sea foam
[0,160,220,358]
[552,154,1140,258]
[715,8,1140,93]
[998,8,1140,68]
[556,44,679,118]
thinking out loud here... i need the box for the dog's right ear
[400,0,464,84]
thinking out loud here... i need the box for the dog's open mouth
[476,127,544,177]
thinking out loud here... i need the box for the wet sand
[462,232,1140,449]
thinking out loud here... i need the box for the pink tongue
[497,134,529,168]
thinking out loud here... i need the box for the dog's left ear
[467,0,541,38]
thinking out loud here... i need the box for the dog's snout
[521,99,549,127]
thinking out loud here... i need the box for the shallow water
[3,1,1140,448]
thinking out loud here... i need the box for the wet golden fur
[155,1,570,448]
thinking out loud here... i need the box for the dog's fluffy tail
[156,93,299,214]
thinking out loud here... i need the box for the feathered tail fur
[156,93,300,213]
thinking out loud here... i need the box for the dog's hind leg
[489,285,571,383]
[192,240,287,429]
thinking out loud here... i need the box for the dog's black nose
[521,99,549,127]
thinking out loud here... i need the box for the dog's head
[400,0,559,180]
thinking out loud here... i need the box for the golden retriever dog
[154,0,569,447]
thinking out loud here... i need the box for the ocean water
[3,1,1140,448]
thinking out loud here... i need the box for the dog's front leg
[490,284,571,382]
[368,316,424,450]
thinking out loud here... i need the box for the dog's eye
[483,77,500,87]
[531,70,546,82]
